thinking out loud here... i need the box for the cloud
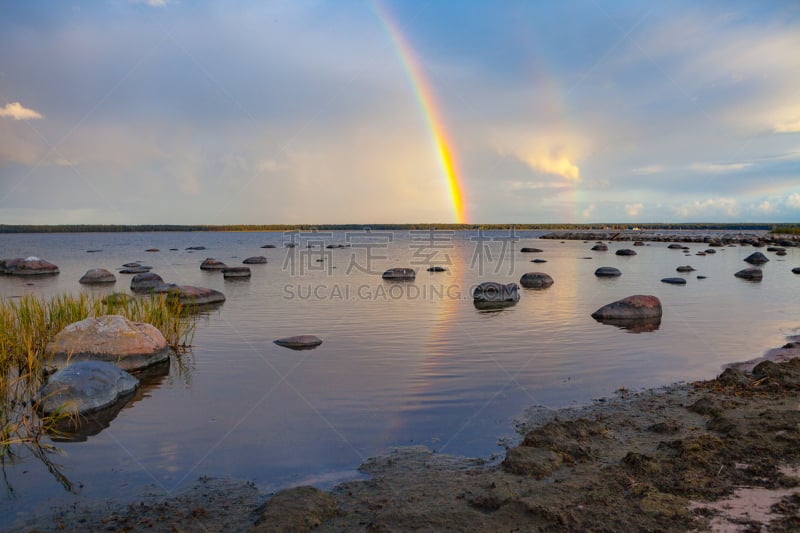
[672,197,739,218]
[625,203,644,216]
[756,200,774,214]
[0,102,43,120]
[774,117,800,133]
[522,150,580,181]
[690,162,752,173]
[632,165,663,175]
[131,0,168,6]
[787,193,800,209]
[582,204,595,219]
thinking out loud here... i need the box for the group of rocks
[542,231,800,248]
[199,256,268,279]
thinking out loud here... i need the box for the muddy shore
[17,339,800,532]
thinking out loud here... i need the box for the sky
[0,0,798,225]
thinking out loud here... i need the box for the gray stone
[243,256,268,264]
[590,244,608,251]
[130,272,165,292]
[735,267,763,281]
[591,295,662,320]
[426,266,447,272]
[473,282,520,308]
[223,267,251,279]
[520,247,543,253]
[47,315,170,372]
[382,267,416,280]
[676,265,695,272]
[744,252,769,265]
[615,249,637,256]
[38,361,139,416]
[519,272,554,289]
[79,268,116,284]
[661,277,687,285]
[152,284,226,306]
[119,266,152,274]
[200,258,228,270]
[274,335,323,350]
[0,256,59,276]
[594,267,621,277]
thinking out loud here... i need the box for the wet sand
[17,339,800,532]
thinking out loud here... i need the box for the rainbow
[372,1,467,223]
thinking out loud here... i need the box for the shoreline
[15,336,800,532]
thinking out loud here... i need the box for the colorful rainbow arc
[372,2,467,224]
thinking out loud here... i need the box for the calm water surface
[1,230,798,525]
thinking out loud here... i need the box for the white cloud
[625,203,644,216]
[756,200,774,214]
[632,165,663,175]
[690,162,751,173]
[774,117,800,133]
[582,204,595,219]
[522,150,581,181]
[673,197,739,218]
[0,102,43,120]
[787,193,800,209]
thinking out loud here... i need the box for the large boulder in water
[382,268,415,280]
[130,272,165,292]
[519,272,554,289]
[200,258,228,270]
[594,267,621,277]
[152,284,226,306]
[38,361,139,416]
[591,295,662,321]
[79,268,116,284]
[734,268,763,281]
[615,249,637,256]
[47,315,170,372]
[0,256,59,276]
[223,267,251,279]
[591,243,608,251]
[744,252,769,265]
[473,282,520,309]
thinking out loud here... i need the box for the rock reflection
[593,317,661,333]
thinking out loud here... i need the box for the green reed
[0,292,196,458]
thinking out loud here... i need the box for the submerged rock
[47,315,170,372]
[793,267,800,274]
[119,265,152,274]
[744,252,769,265]
[661,277,687,285]
[38,361,139,416]
[243,256,268,264]
[261,244,277,248]
[130,272,165,292]
[152,284,226,306]
[591,295,662,321]
[382,268,416,280]
[519,272,554,289]
[0,257,59,276]
[676,266,695,272]
[520,247,543,253]
[426,266,447,272]
[473,282,520,309]
[594,267,621,277]
[185,246,206,250]
[79,268,116,284]
[615,249,637,256]
[591,244,608,251]
[200,258,228,270]
[223,267,251,279]
[274,335,323,350]
[734,268,763,281]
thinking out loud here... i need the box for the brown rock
[250,486,339,533]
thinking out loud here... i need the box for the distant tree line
[0,223,792,234]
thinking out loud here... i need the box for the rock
[472,282,519,309]
[744,252,769,265]
[274,335,323,350]
[793,267,800,274]
[261,244,276,248]
[223,267,251,279]
[661,277,687,285]
[697,275,707,279]
[767,246,786,252]
[704,249,716,254]
[716,367,750,388]
[615,249,637,256]
[734,267,762,281]
[145,248,159,252]
[520,247,543,253]
[185,246,206,250]
[119,265,152,274]
[519,272,554,289]
[251,486,339,532]
[531,259,547,263]
[122,262,142,268]
[47,315,170,372]
[243,256,268,264]
[38,361,139,416]
[79,268,116,284]
[777,250,787,256]
[695,252,706,256]
[152,284,226,306]
[668,244,684,249]
[200,258,228,270]
[0,257,59,276]
[284,243,297,248]
[633,241,644,246]
[130,272,165,292]
[426,266,447,272]
[382,267,415,280]
[676,266,695,272]
[591,244,608,251]
[594,267,621,277]
[591,295,662,321]
[86,249,102,253]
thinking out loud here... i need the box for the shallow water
[1,230,798,526]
